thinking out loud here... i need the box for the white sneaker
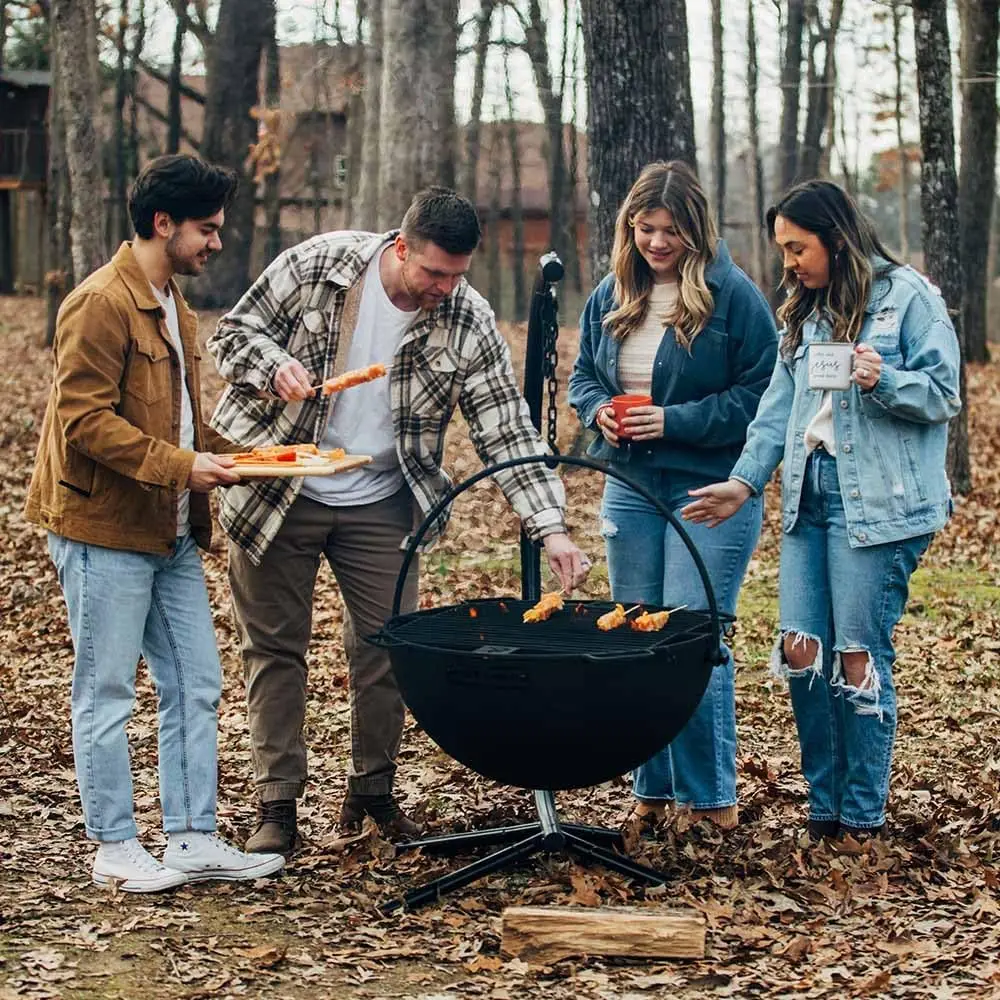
[92,838,190,893]
[163,831,286,882]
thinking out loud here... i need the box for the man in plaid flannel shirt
[208,187,590,853]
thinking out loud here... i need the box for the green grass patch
[907,563,1000,618]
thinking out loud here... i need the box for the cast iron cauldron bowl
[369,454,731,792]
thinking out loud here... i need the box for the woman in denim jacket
[684,180,961,840]
[568,162,778,830]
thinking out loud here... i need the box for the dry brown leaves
[1,298,998,998]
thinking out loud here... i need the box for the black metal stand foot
[381,791,667,914]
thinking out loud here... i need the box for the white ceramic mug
[808,342,855,390]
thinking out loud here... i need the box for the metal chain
[543,286,560,454]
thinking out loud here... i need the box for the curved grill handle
[391,454,726,665]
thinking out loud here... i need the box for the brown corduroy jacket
[24,242,234,555]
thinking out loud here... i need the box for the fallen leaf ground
[1,295,998,999]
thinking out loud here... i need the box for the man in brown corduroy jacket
[24,155,285,892]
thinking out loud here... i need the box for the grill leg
[394,823,541,855]
[561,823,623,848]
[381,833,543,914]
[564,830,668,886]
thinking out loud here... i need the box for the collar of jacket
[111,241,184,315]
[865,254,899,314]
[704,238,735,291]
[322,229,465,332]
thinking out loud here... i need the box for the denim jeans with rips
[773,450,932,830]
[47,532,222,841]
[600,467,763,810]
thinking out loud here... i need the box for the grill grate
[380,598,730,658]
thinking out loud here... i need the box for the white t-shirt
[300,247,418,506]
[804,391,836,454]
[149,281,194,536]
[618,282,679,395]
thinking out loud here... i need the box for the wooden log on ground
[501,905,706,964]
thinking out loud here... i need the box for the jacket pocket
[58,444,96,498]
[125,337,171,404]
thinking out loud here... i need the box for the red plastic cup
[610,393,653,438]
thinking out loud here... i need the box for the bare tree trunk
[913,0,969,494]
[377,0,459,230]
[355,0,382,230]
[746,0,766,292]
[778,0,806,191]
[580,0,696,279]
[263,2,281,265]
[486,120,502,318]
[196,0,271,306]
[343,0,365,228]
[127,1,146,196]
[891,0,910,261]
[799,0,843,179]
[958,0,999,364]
[167,1,187,153]
[52,0,104,281]
[711,0,725,230]
[522,0,571,274]
[462,0,495,204]
[112,0,130,246]
[45,14,74,346]
[504,45,526,319]
[772,0,806,303]
[567,9,583,291]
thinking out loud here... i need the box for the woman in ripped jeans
[684,180,960,840]
[568,162,778,831]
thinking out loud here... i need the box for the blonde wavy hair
[767,179,901,355]
[603,161,718,349]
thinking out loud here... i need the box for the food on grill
[596,604,628,631]
[321,362,387,396]
[522,591,565,623]
[630,610,671,632]
[231,444,346,466]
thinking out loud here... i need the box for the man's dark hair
[128,154,239,239]
[400,186,481,255]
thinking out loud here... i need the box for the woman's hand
[852,343,882,392]
[681,479,753,528]
[596,403,622,447]
[620,405,665,442]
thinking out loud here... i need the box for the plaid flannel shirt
[207,230,566,565]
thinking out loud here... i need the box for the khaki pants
[228,488,418,801]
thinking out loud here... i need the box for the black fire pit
[374,597,726,791]
[370,453,731,913]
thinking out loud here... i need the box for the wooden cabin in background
[0,70,50,294]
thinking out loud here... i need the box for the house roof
[0,69,52,88]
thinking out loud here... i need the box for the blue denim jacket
[730,263,961,547]
[568,240,778,483]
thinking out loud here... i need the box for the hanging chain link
[542,285,560,454]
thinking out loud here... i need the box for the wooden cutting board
[233,454,373,479]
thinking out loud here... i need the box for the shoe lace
[123,840,168,873]
[202,833,247,858]
[258,801,295,827]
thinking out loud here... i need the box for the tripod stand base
[381,792,668,914]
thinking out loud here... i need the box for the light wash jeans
[600,467,763,809]
[774,450,931,829]
[47,532,222,841]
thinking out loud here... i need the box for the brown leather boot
[246,799,298,855]
[338,792,422,840]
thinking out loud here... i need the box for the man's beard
[166,234,209,276]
